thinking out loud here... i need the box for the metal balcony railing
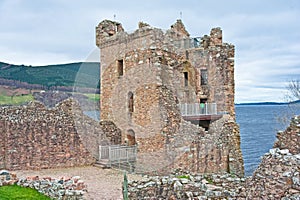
[99,145,137,165]
[179,103,217,117]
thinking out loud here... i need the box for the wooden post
[123,172,129,200]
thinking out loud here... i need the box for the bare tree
[277,79,300,126]
[286,79,300,101]
[285,79,300,119]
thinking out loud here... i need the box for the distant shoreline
[235,100,300,106]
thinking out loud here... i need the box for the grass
[83,93,100,102]
[0,94,34,105]
[0,185,51,200]
[177,175,191,180]
[205,177,214,184]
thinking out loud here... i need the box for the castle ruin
[96,19,244,176]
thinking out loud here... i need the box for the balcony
[179,103,222,121]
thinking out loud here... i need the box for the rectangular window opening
[201,69,208,85]
[117,59,124,77]
[184,72,188,87]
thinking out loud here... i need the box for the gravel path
[14,166,143,200]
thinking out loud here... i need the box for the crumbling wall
[0,99,121,170]
[273,115,300,154]
[0,170,87,199]
[0,121,5,169]
[208,116,244,176]
[245,115,300,199]
[96,19,243,175]
[134,85,205,174]
[127,116,300,199]
[186,31,235,117]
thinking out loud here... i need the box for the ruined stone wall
[105,50,163,143]
[127,116,300,199]
[186,30,235,117]
[0,99,121,170]
[97,20,237,119]
[273,115,300,154]
[98,28,162,121]
[164,117,244,177]
[96,19,243,175]
[208,44,235,117]
[0,121,5,169]
[208,116,244,176]
[97,21,163,76]
[137,85,243,176]
[134,86,205,174]
[244,115,300,198]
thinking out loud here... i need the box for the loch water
[236,104,298,176]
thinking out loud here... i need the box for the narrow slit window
[184,72,188,87]
[128,92,134,113]
[201,69,208,85]
[117,59,124,77]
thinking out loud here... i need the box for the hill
[0,62,100,89]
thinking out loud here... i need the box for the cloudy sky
[0,0,299,103]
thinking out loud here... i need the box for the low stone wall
[128,170,247,199]
[0,170,86,200]
[128,149,300,199]
[245,148,300,199]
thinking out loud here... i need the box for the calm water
[235,104,298,176]
[84,105,298,177]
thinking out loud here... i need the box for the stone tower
[96,19,244,176]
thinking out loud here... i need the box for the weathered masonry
[96,19,244,176]
[0,99,121,170]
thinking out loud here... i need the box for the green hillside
[0,62,100,89]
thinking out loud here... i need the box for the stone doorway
[125,129,136,146]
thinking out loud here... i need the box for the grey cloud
[0,0,299,102]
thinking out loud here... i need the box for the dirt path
[14,166,143,200]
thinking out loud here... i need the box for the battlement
[96,19,230,52]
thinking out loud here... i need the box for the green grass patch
[0,185,50,200]
[205,177,214,184]
[177,175,191,180]
[0,94,34,105]
[83,93,100,102]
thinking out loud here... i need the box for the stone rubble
[245,147,300,199]
[0,170,86,200]
[127,169,247,199]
